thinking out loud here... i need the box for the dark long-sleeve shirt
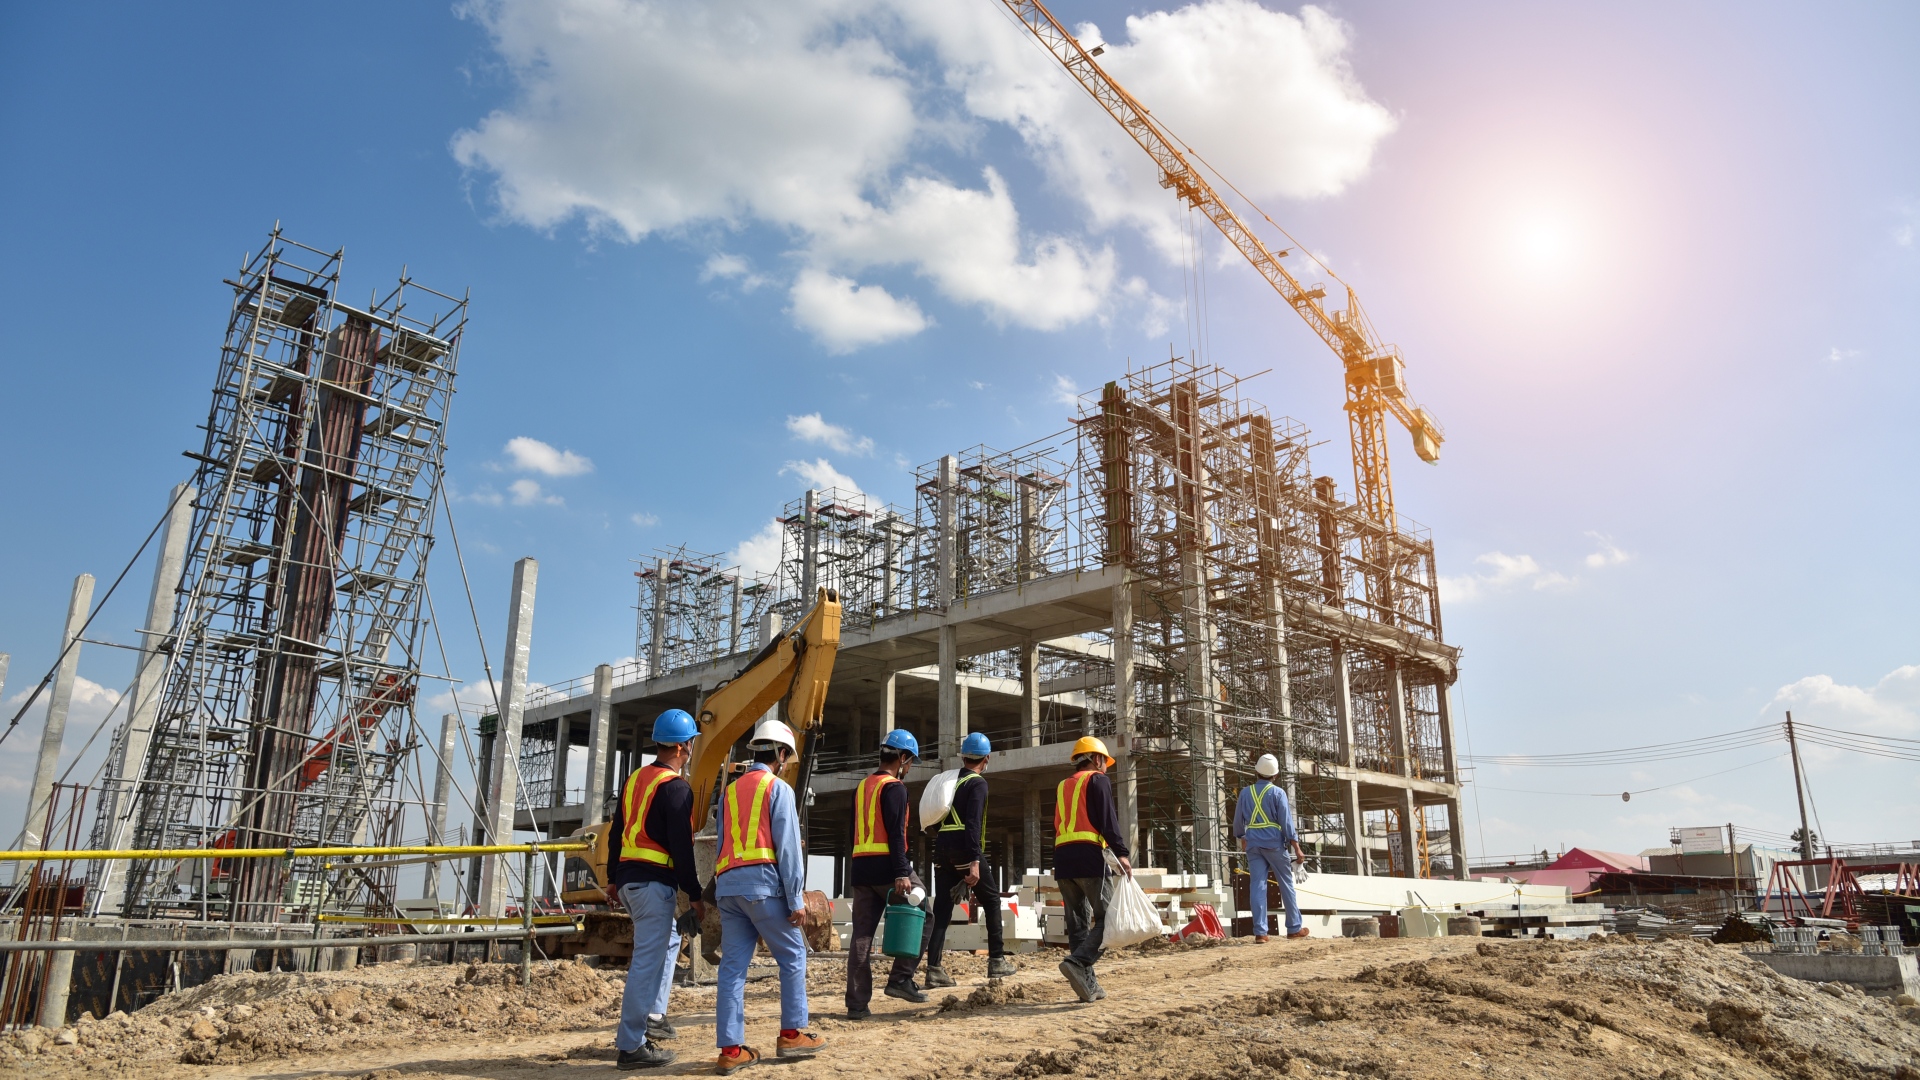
[1052,771,1131,880]
[607,765,702,903]
[848,772,913,887]
[934,767,988,865]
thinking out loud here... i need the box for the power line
[1465,723,1783,767]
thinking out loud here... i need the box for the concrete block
[1753,952,1920,999]
[1342,917,1380,938]
[1446,916,1483,937]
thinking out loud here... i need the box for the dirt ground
[4,936,1917,1079]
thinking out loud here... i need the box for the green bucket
[881,903,926,959]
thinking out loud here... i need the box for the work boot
[1254,935,1271,944]
[776,1030,827,1059]
[646,1015,677,1040]
[1286,928,1311,939]
[923,965,956,988]
[617,1042,676,1069]
[715,1046,761,1075]
[1058,959,1095,1003]
[884,980,928,1003]
[845,1005,871,1021]
[1085,968,1106,1001]
[987,957,1018,978]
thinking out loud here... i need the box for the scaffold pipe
[0,841,587,862]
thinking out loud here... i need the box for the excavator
[550,588,843,955]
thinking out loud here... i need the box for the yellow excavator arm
[561,588,842,903]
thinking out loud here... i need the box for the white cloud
[786,413,874,455]
[702,252,769,292]
[1439,551,1573,603]
[630,512,660,528]
[509,478,564,506]
[780,457,862,493]
[1825,347,1861,364]
[1050,373,1083,408]
[1767,664,1920,740]
[452,0,1392,348]
[503,436,593,477]
[729,519,787,577]
[1583,533,1630,569]
[787,269,928,353]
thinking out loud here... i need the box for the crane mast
[995,0,1444,531]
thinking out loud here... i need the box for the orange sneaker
[716,1046,761,1074]
[776,1031,826,1059]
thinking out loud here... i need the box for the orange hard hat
[1070,736,1114,767]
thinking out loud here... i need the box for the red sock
[721,1046,742,1058]
[780,1029,800,1040]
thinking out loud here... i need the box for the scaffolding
[93,228,465,922]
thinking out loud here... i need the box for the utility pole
[1785,711,1813,862]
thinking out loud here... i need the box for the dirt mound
[940,978,1052,1011]
[966,939,1920,1080]
[0,959,624,1070]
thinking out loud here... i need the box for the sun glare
[1514,215,1579,272]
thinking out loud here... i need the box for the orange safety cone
[1173,903,1226,942]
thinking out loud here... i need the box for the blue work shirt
[714,763,808,913]
[1232,780,1297,847]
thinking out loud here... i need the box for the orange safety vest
[715,767,780,874]
[1054,769,1107,848]
[619,763,682,866]
[852,772,900,857]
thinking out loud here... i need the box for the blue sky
[1,1,1915,862]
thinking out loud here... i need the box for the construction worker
[605,708,704,1068]
[712,719,826,1072]
[1234,753,1307,942]
[925,730,1016,985]
[843,728,930,1018]
[1052,736,1131,1003]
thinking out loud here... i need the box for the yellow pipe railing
[0,841,588,862]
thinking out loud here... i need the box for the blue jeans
[616,881,680,1051]
[715,893,809,1047]
[1248,846,1302,935]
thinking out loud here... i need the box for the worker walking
[606,709,704,1068]
[1052,736,1131,1003]
[843,728,930,1018]
[925,731,1016,985]
[712,719,826,1072]
[1234,754,1307,942]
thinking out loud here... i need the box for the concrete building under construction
[512,357,1467,887]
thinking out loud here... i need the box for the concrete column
[648,558,668,677]
[1175,390,1221,886]
[1395,790,1420,878]
[938,625,959,767]
[37,944,74,1028]
[936,455,958,606]
[0,653,8,707]
[1020,637,1041,749]
[1438,684,1467,879]
[1445,797,1469,880]
[1111,581,1138,851]
[24,573,94,854]
[1386,661,1412,779]
[425,712,457,901]
[1330,644,1367,875]
[583,664,614,827]
[95,486,195,908]
[1024,786,1044,873]
[882,517,900,615]
[729,579,743,653]
[880,672,896,737]
[467,724,494,908]
[479,556,538,917]
[550,719,571,824]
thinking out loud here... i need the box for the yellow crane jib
[995,0,1444,526]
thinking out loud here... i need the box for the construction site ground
[5,936,1917,1079]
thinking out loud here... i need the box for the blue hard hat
[961,731,992,757]
[881,728,920,758]
[651,708,699,745]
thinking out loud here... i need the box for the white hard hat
[1255,753,1280,778]
[750,718,797,754]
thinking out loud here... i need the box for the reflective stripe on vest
[1054,770,1106,848]
[1247,782,1283,834]
[619,763,680,865]
[716,768,779,874]
[852,772,899,856]
[939,771,983,832]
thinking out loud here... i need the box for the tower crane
[995,0,1444,532]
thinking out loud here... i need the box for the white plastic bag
[1100,851,1163,949]
[917,769,959,831]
